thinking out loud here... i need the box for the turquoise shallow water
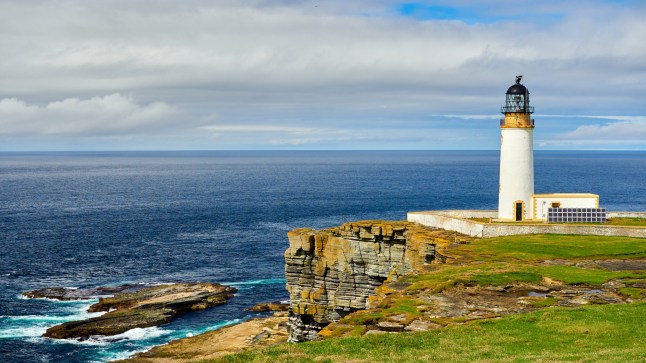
[1,150,644,362]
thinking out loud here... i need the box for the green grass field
[204,233,646,363]
[208,303,645,363]
[454,234,646,261]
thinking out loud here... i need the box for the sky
[0,0,645,151]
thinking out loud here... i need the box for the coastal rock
[376,321,404,332]
[246,302,289,312]
[22,285,141,301]
[44,283,236,340]
[284,221,458,342]
[114,314,289,363]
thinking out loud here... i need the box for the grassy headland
[124,230,646,363]
[211,303,645,363]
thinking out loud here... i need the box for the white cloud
[198,121,478,148]
[564,120,646,141]
[0,1,644,149]
[0,94,178,136]
[536,115,646,148]
[200,125,320,134]
[440,114,500,120]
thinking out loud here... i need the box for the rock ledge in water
[42,282,237,340]
[22,285,140,301]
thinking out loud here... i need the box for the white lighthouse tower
[498,76,535,221]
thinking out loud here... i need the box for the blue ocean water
[0,150,644,362]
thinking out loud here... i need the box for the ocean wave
[223,278,286,287]
[104,327,172,342]
[91,327,173,344]
[199,318,243,333]
[17,293,100,303]
[141,282,177,286]
[0,326,52,339]
[93,320,241,362]
[0,301,104,339]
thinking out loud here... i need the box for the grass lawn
[200,232,646,363]
[206,303,646,363]
[605,218,646,227]
[403,234,646,291]
[452,234,646,261]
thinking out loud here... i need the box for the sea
[1,150,645,362]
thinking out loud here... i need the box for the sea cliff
[284,220,462,341]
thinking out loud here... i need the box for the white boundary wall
[407,210,646,238]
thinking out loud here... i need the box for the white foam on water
[224,278,286,287]
[98,348,154,363]
[2,314,93,323]
[199,318,243,333]
[46,336,109,347]
[93,327,173,343]
[0,325,53,339]
[91,327,177,362]
[17,293,99,304]
[44,327,173,348]
[0,300,104,339]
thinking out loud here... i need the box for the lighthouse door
[515,202,523,221]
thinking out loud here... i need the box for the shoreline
[113,312,289,363]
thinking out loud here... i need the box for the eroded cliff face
[284,221,455,342]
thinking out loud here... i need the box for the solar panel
[547,208,606,223]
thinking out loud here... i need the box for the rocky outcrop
[22,285,141,301]
[284,221,463,342]
[246,302,290,312]
[115,312,290,363]
[43,283,236,339]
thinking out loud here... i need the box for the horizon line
[2,149,645,153]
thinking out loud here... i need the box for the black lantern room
[501,75,534,114]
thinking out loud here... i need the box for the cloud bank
[0,94,177,136]
[0,1,644,149]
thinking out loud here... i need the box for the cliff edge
[284,220,465,341]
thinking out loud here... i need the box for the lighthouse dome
[501,75,534,114]
[506,83,528,95]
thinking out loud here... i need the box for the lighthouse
[498,76,535,221]
[409,75,605,230]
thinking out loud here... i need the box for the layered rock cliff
[284,221,459,342]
